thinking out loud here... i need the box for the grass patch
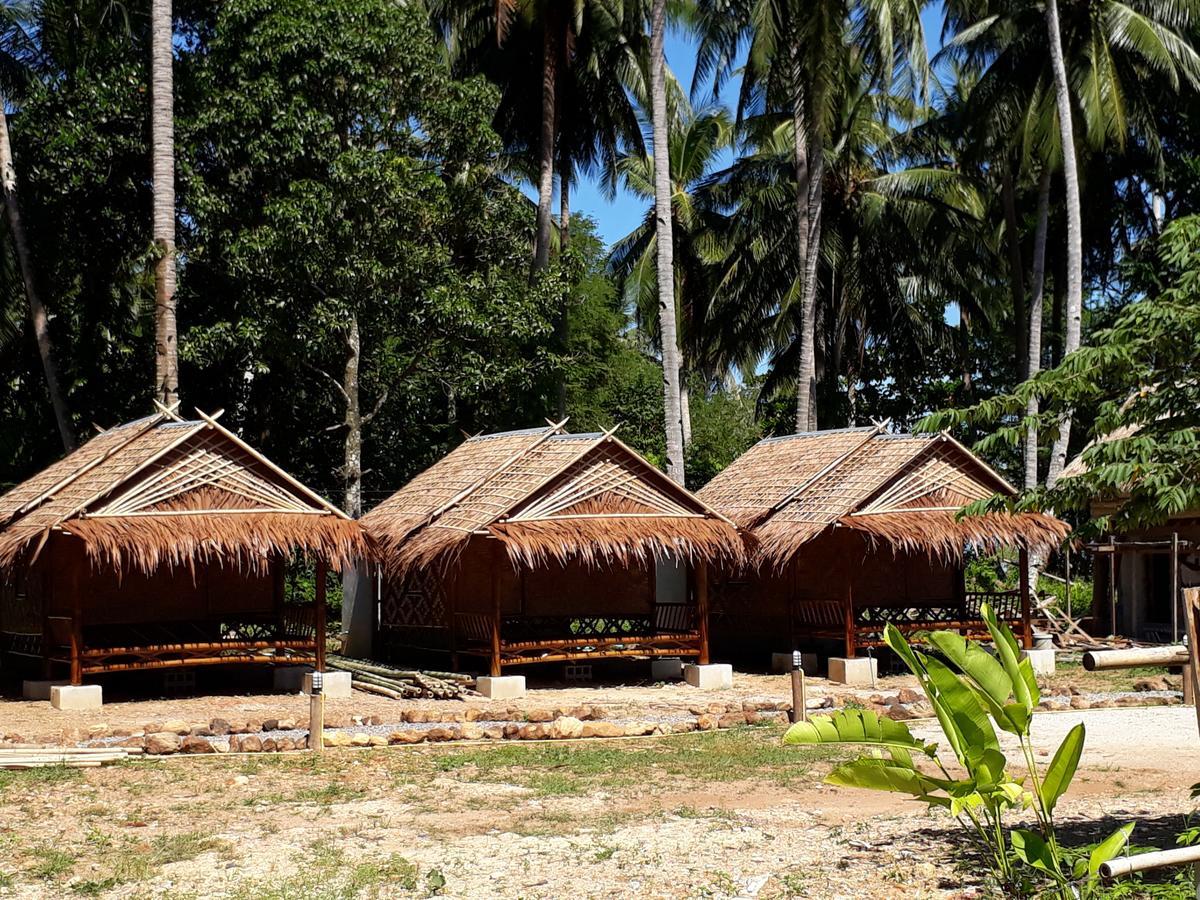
[429,727,846,794]
[29,846,74,880]
[227,845,430,899]
[1044,658,1172,694]
[0,764,82,794]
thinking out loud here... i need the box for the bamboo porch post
[314,558,327,671]
[69,552,83,686]
[843,575,856,659]
[696,561,710,665]
[490,541,502,677]
[1108,536,1118,636]
[1018,546,1032,649]
[1171,531,1180,643]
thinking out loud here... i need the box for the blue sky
[569,5,949,247]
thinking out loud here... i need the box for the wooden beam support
[1018,546,1032,649]
[69,552,83,686]
[696,560,710,666]
[843,574,856,659]
[314,558,327,672]
[490,542,503,677]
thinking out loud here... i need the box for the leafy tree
[924,214,1200,535]
[181,0,562,513]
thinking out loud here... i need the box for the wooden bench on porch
[31,604,324,683]
[793,588,1030,657]
[454,605,705,672]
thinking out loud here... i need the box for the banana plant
[783,604,1133,897]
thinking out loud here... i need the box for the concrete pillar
[827,657,878,686]
[340,560,376,659]
[304,671,351,699]
[477,675,526,700]
[50,684,102,710]
[683,663,733,690]
[1022,647,1056,676]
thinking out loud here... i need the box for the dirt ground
[0,704,1196,899]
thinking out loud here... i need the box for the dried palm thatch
[698,428,1069,567]
[0,409,365,574]
[364,424,745,577]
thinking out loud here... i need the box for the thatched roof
[697,427,1069,566]
[362,424,744,574]
[0,409,364,574]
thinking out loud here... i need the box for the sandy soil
[0,671,919,744]
[0,707,1195,900]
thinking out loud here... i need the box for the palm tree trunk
[680,374,692,448]
[1024,168,1051,491]
[796,132,823,432]
[790,45,817,434]
[0,101,74,451]
[151,0,179,406]
[650,0,685,483]
[554,159,570,418]
[1044,0,1083,490]
[343,313,363,518]
[532,19,558,272]
[1001,166,1027,381]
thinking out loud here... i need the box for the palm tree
[695,0,928,430]
[151,0,177,406]
[607,105,734,445]
[433,0,645,274]
[0,1,73,449]
[943,0,1200,485]
[708,63,982,427]
[648,0,684,481]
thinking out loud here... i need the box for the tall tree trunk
[151,0,179,407]
[680,375,692,448]
[553,161,570,418]
[790,46,818,433]
[343,314,363,518]
[532,20,558,273]
[795,133,824,431]
[1001,166,1028,381]
[650,0,685,483]
[1024,168,1051,491]
[1044,0,1083,490]
[0,101,74,451]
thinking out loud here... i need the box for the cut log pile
[0,746,137,769]
[327,655,476,700]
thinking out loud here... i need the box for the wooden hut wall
[444,536,655,618]
[33,534,274,624]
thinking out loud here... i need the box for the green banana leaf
[1088,823,1134,877]
[1011,828,1056,873]
[1041,722,1085,812]
[825,757,956,807]
[982,603,1040,711]
[926,630,1028,735]
[922,655,1000,755]
[885,624,969,765]
[782,708,936,756]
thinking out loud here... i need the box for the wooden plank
[696,561,710,666]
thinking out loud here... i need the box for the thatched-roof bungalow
[696,427,1069,660]
[0,409,364,685]
[361,424,744,675]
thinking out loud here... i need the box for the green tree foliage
[180,0,564,502]
[924,215,1200,534]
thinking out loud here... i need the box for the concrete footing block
[651,658,683,681]
[50,684,102,710]
[683,663,733,690]
[23,679,68,701]
[273,665,314,693]
[477,675,526,700]
[1022,647,1056,676]
[827,657,878,686]
[305,671,352,699]
[770,652,818,675]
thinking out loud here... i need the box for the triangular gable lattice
[853,439,1011,516]
[509,441,699,521]
[88,430,317,517]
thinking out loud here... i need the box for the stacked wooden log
[327,655,475,700]
[0,746,137,769]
